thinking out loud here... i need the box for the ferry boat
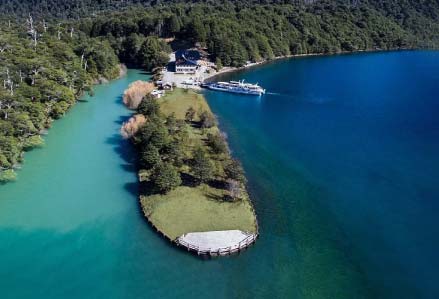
[203,80,265,96]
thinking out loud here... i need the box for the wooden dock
[174,198,260,257]
[176,230,258,256]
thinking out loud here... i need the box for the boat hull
[206,85,264,96]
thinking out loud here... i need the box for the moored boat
[203,80,265,96]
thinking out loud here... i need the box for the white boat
[204,80,265,96]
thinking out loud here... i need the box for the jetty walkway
[176,230,257,256]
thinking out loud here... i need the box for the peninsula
[121,85,258,256]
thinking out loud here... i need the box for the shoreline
[0,64,126,183]
[202,47,416,82]
[160,47,416,91]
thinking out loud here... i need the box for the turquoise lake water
[1,51,438,298]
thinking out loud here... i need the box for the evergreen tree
[140,144,161,169]
[151,162,182,193]
[167,14,181,35]
[191,147,213,184]
[137,36,170,71]
[138,95,161,117]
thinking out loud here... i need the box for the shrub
[225,158,246,184]
[207,133,228,155]
[0,169,17,183]
[185,106,196,122]
[199,110,217,128]
[226,179,242,201]
[120,114,147,139]
[23,135,44,150]
[123,80,154,109]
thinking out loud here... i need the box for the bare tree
[8,81,14,96]
[26,14,34,35]
[57,23,62,40]
[0,41,11,54]
[2,68,14,95]
[30,66,42,85]
[32,31,38,50]
[26,14,38,50]
[3,68,10,87]
[17,70,24,83]
[42,19,48,33]
[69,71,77,91]
[155,19,164,36]
[227,179,242,201]
[0,99,17,120]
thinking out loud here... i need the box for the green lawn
[158,88,211,120]
[159,88,219,157]
[139,88,258,240]
[141,185,257,240]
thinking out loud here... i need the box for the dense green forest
[75,0,438,67]
[0,17,120,181]
[0,0,438,181]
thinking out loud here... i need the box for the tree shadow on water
[106,133,138,172]
[115,95,132,108]
[106,133,140,198]
[124,181,139,198]
[114,114,131,125]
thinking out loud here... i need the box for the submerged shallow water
[0,51,438,298]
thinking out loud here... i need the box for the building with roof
[175,49,201,74]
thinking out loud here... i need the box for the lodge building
[175,49,201,74]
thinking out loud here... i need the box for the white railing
[176,233,258,255]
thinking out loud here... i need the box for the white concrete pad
[177,230,255,252]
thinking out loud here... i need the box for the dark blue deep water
[204,51,439,299]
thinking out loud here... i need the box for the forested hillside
[1,0,438,64]
[0,17,120,181]
[77,2,415,68]
[0,0,438,181]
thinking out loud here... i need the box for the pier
[176,230,258,256]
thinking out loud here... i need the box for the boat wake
[265,91,282,96]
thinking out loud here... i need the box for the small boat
[203,80,265,96]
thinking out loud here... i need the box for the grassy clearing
[139,88,257,240]
[158,88,211,120]
[159,88,219,159]
[141,185,257,240]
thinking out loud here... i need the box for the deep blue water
[204,50,439,299]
